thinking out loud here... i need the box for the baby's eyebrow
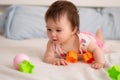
[56,26,62,28]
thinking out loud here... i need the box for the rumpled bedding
[0,35,120,80]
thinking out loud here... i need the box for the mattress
[0,35,120,80]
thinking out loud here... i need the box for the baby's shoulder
[78,33,91,43]
[78,33,92,50]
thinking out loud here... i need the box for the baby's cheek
[58,37,64,42]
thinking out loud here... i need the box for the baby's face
[46,14,75,45]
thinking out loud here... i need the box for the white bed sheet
[0,35,120,80]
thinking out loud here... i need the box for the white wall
[0,0,120,7]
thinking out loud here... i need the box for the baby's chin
[51,39,63,44]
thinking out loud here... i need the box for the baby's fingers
[53,59,68,66]
[53,60,60,65]
[91,62,104,69]
[91,64,99,69]
[60,60,68,66]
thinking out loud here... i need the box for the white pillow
[79,8,104,34]
[102,8,120,39]
[1,6,120,40]
[3,5,48,40]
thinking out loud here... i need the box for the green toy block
[106,64,120,80]
[18,60,34,74]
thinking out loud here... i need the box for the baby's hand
[53,58,68,66]
[91,62,104,69]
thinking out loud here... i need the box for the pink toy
[13,53,29,70]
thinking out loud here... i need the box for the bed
[0,0,120,80]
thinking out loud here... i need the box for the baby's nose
[51,31,56,37]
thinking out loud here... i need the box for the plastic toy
[82,51,94,63]
[19,60,34,73]
[106,64,120,80]
[66,50,78,63]
[13,53,29,70]
[13,53,34,73]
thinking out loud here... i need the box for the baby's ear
[72,26,78,34]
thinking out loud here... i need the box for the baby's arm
[88,41,105,69]
[43,41,67,66]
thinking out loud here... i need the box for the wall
[0,0,120,7]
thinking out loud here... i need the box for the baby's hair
[45,1,80,32]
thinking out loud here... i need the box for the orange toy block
[82,51,94,63]
[66,50,78,63]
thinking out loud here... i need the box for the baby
[43,1,105,69]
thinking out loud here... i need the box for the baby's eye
[47,29,52,31]
[56,30,61,32]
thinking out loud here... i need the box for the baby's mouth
[52,39,57,42]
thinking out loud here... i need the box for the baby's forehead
[47,12,69,22]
